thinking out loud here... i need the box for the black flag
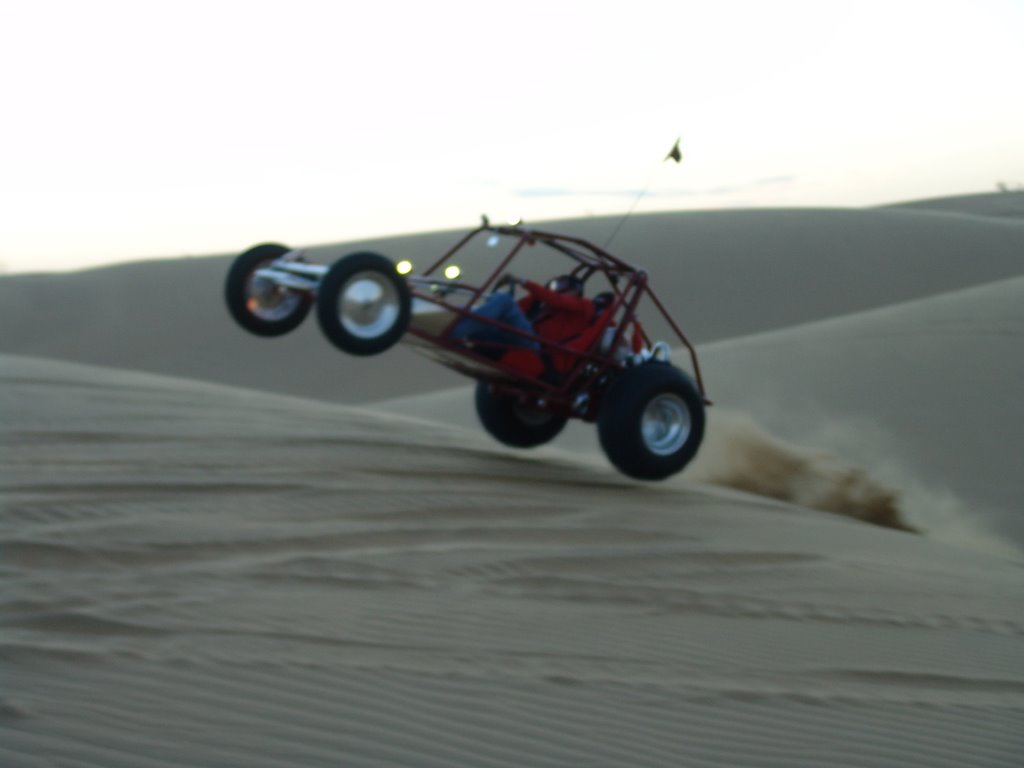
[665,137,682,163]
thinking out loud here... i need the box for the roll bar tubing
[418,220,708,400]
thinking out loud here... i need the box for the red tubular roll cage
[403,219,709,419]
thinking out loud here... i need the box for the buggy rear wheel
[597,362,705,480]
[225,243,312,336]
[316,252,412,356]
[475,383,568,448]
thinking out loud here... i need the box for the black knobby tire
[316,252,412,356]
[224,243,312,336]
[475,382,568,448]
[597,362,705,480]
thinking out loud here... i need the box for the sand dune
[1,196,1022,404]
[3,354,1023,767]
[380,275,1024,552]
[2,193,1022,765]
[695,275,1024,553]
[882,190,1024,219]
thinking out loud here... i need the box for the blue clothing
[451,292,540,351]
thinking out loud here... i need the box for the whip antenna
[603,137,682,248]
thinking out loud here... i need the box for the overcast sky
[1,0,1021,273]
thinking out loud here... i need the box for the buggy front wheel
[225,243,312,336]
[316,252,412,355]
[597,362,705,480]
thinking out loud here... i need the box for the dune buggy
[224,217,710,480]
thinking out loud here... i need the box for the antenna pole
[603,137,682,249]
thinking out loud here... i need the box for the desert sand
[2,192,1023,765]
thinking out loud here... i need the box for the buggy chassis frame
[228,216,712,480]
[397,218,709,421]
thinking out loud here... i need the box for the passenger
[451,274,596,372]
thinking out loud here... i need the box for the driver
[451,274,597,371]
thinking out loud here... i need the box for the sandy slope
[694,275,1024,552]
[1,197,1022,404]
[380,274,1024,553]
[2,354,1023,767]
[2,193,1022,765]
[882,190,1024,219]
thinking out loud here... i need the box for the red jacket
[518,280,597,372]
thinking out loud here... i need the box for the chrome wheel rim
[245,264,302,321]
[340,271,400,339]
[641,394,691,456]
